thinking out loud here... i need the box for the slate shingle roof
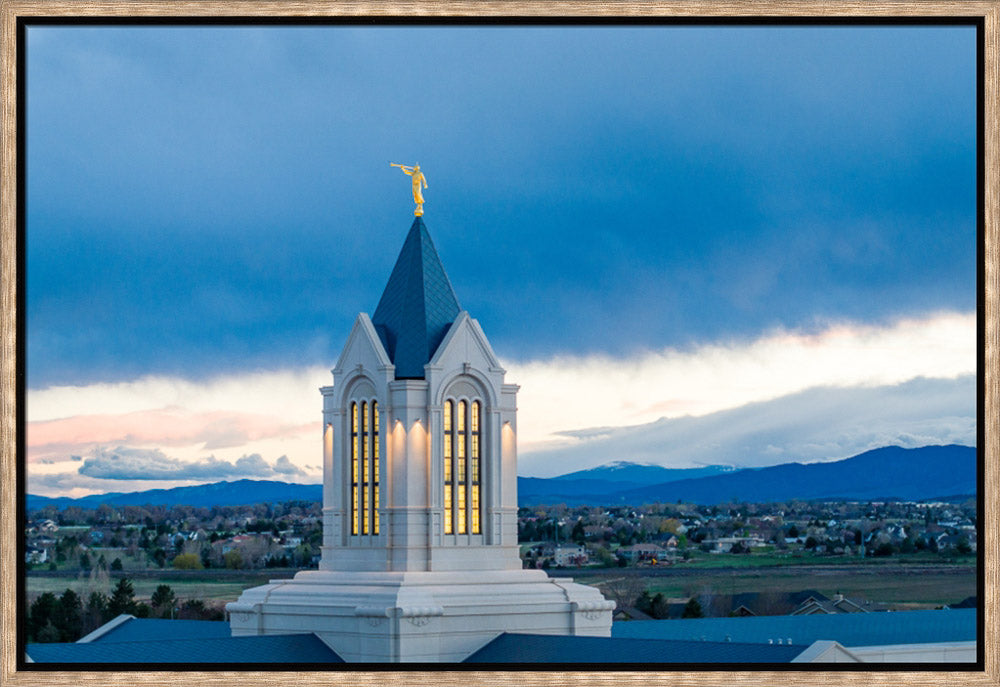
[372,217,461,379]
[87,617,231,643]
[26,633,344,664]
[463,633,807,664]
[611,608,977,648]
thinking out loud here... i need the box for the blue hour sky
[25,24,978,493]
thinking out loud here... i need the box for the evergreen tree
[649,592,670,619]
[28,592,58,641]
[682,598,704,619]
[151,584,177,619]
[107,577,137,617]
[635,590,653,615]
[36,621,61,643]
[55,589,83,642]
[83,591,110,634]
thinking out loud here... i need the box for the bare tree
[598,575,646,610]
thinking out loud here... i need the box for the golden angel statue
[390,163,428,216]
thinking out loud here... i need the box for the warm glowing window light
[457,400,467,534]
[351,402,359,536]
[372,401,380,535]
[443,396,486,537]
[443,400,454,534]
[471,401,481,535]
[362,401,370,535]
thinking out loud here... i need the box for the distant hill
[519,445,975,507]
[26,479,322,511]
[519,462,736,506]
[26,445,975,511]
[615,445,976,506]
[552,461,735,483]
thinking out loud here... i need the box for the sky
[24,24,978,495]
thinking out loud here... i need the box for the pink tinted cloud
[27,406,313,462]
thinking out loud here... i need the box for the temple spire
[371,217,460,378]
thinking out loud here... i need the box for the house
[791,593,871,615]
[25,546,48,564]
[704,536,766,553]
[552,545,588,567]
[618,542,666,562]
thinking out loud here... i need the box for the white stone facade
[316,310,521,573]
[228,221,613,662]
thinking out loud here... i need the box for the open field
[572,562,976,609]
[25,569,297,604]
[27,560,977,610]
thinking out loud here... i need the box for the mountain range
[26,444,975,511]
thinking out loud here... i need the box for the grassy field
[656,549,973,569]
[25,570,297,604]
[575,562,976,609]
[27,558,976,610]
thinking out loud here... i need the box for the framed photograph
[3,2,995,685]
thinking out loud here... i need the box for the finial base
[414,204,424,216]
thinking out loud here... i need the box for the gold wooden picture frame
[2,2,996,685]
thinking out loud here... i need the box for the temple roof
[26,632,344,664]
[372,217,461,379]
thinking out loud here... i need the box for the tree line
[25,578,225,643]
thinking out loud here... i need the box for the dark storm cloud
[25,26,976,388]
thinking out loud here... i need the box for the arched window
[443,400,453,534]
[361,401,369,535]
[471,401,481,535]
[457,400,467,534]
[372,401,380,535]
[443,395,483,536]
[351,402,359,536]
[350,397,380,538]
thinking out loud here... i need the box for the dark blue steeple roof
[372,217,461,379]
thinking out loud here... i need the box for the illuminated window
[457,401,467,534]
[350,396,380,539]
[351,402,359,536]
[372,401,379,535]
[471,401,481,534]
[443,395,486,537]
[361,401,369,535]
[443,400,453,534]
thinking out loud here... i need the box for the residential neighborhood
[517,498,977,571]
[23,494,977,646]
[25,500,325,574]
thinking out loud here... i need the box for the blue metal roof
[464,633,807,664]
[372,217,461,378]
[88,618,231,643]
[27,633,344,664]
[611,608,976,648]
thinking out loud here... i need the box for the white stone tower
[227,217,614,662]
